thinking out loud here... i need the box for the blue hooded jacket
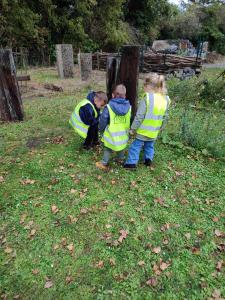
[99,98,131,133]
[79,91,100,126]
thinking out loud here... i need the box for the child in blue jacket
[96,84,131,169]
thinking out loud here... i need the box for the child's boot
[144,159,152,166]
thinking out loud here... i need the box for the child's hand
[129,129,136,137]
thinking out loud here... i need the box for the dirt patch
[21,66,106,99]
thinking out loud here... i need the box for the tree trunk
[0,49,24,122]
[106,46,140,118]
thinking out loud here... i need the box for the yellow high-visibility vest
[102,105,131,151]
[69,99,98,139]
[136,93,170,139]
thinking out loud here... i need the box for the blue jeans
[125,139,155,165]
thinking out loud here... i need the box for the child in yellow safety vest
[69,91,107,149]
[96,84,131,170]
[124,73,170,169]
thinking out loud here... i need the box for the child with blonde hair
[124,73,170,169]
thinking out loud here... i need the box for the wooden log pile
[141,51,202,74]
[92,52,116,70]
[92,50,202,74]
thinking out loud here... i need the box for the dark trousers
[83,124,99,146]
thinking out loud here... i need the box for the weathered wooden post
[106,46,140,117]
[0,49,24,122]
[106,55,121,100]
[78,53,92,81]
[118,45,140,117]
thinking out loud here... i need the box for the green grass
[0,70,225,299]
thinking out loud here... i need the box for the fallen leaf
[67,243,74,254]
[215,229,225,237]
[97,175,102,180]
[105,224,112,229]
[212,289,221,298]
[61,238,67,247]
[137,260,145,267]
[154,197,164,205]
[118,229,128,243]
[32,269,39,275]
[20,179,35,185]
[24,220,34,229]
[70,189,77,194]
[80,208,88,214]
[119,201,125,206]
[29,229,36,238]
[147,226,153,233]
[96,261,104,269]
[44,280,53,289]
[4,246,13,254]
[216,261,223,272]
[51,205,59,214]
[0,176,5,183]
[146,277,158,287]
[111,180,116,185]
[175,171,184,177]
[152,246,161,254]
[109,258,116,266]
[212,217,219,222]
[152,263,161,276]
[19,213,27,224]
[13,294,20,299]
[163,238,169,245]
[184,233,191,240]
[159,261,170,271]
[65,276,73,284]
[53,244,60,251]
[192,247,200,254]
[68,215,78,224]
[161,223,170,231]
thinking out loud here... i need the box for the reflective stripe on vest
[136,93,170,139]
[102,105,131,151]
[69,99,98,139]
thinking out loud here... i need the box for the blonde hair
[144,73,167,94]
[112,84,126,98]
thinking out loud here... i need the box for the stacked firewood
[92,51,202,74]
[92,52,116,70]
[141,51,202,74]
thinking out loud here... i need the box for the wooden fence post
[0,49,24,122]
[118,45,140,117]
[106,46,140,117]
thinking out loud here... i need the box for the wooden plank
[16,75,30,81]
[0,49,24,122]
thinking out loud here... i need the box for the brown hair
[144,73,167,94]
[95,91,108,103]
[112,84,126,98]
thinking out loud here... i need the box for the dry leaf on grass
[68,215,78,224]
[0,176,5,183]
[215,229,225,237]
[96,261,104,269]
[65,276,73,284]
[19,213,27,224]
[29,229,36,238]
[20,179,35,185]
[32,269,39,275]
[118,229,128,243]
[212,289,221,298]
[159,261,171,271]
[105,224,112,229]
[152,246,161,254]
[109,258,116,266]
[4,247,13,254]
[146,277,158,287]
[44,280,53,289]
[184,233,191,240]
[137,261,145,267]
[70,189,77,194]
[51,205,59,214]
[67,243,74,255]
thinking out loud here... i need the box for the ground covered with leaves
[0,69,225,299]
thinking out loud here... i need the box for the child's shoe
[96,161,108,170]
[144,159,152,166]
[123,163,136,170]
